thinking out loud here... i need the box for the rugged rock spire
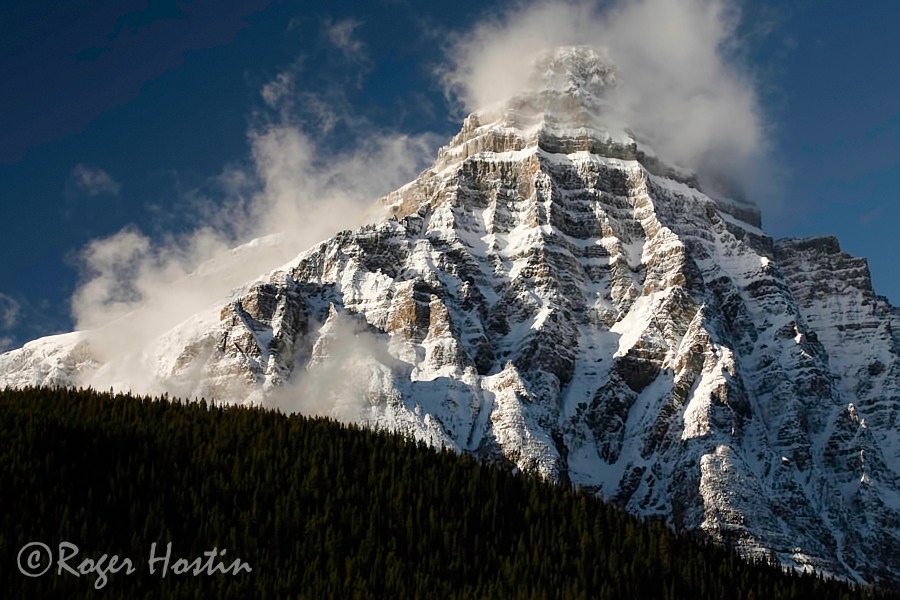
[2,45,897,585]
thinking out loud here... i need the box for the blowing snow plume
[267,307,399,421]
[440,0,771,198]
[63,24,439,399]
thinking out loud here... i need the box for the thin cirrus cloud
[70,164,121,197]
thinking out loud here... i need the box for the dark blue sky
[1,0,898,350]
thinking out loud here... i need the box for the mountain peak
[477,44,625,135]
[523,45,618,103]
[435,45,634,172]
[433,45,763,229]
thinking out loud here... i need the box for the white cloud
[259,56,307,124]
[71,164,121,196]
[0,293,20,353]
[0,292,20,330]
[439,0,770,195]
[323,18,366,61]
[286,17,302,32]
[261,71,294,109]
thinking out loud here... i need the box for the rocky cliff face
[1,46,897,585]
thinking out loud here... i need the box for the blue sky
[0,0,898,351]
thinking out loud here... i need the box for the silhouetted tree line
[0,386,896,599]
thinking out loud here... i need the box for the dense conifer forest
[0,386,896,599]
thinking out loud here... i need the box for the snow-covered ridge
[2,45,898,586]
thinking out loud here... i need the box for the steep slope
[1,46,897,584]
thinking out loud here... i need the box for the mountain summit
[468,45,625,142]
[438,46,633,172]
[2,46,898,584]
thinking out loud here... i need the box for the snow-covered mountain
[2,46,898,584]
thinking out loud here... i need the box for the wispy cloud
[0,292,20,352]
[260,71,295,109]
[859,207,883,225]
[323,18,367,62]
[259,60,305,125]
[71,164,121,196]
[0,292,20,330]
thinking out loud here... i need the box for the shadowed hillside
[0,387,896,599]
